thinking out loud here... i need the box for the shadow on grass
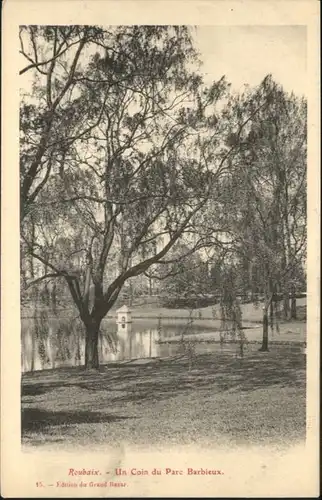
[22,407,134,432]
[107,348,304,404]
[22,385,52,397]
[23,437,66,447]
[22,346,306,408]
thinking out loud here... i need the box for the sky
[194,25,307,97]
[20,25,307,98]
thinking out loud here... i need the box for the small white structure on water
[116,306,132,353]
[116,305,132,325]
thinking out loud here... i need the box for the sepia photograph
[20,23,308,450]
[1,1,320,497]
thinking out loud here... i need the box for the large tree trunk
[85,319,100,370]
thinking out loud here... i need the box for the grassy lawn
[21,345,306,451]
[106,298,307,322]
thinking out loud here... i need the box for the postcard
[1,0,320,497]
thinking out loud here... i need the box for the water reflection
[21,315,220,373]
[99,322,160,363]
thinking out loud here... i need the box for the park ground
[21,298,306,449]
[22,343,306,450]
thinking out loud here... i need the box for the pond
[21,314,234,373]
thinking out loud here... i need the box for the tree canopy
[20,27,307,367]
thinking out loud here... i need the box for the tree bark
[269,300,274,330]
[283,291,290,319]
[259,305,270,352]
[290,287,297,319]
[30,329,36,372]
[52,281,57,314]
[85,319,100,370]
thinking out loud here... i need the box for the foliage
[155,243,211,299]
[208,76,307,348]
[20,25,201,219]
[21,25,307,367]
[21,25,234,368]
